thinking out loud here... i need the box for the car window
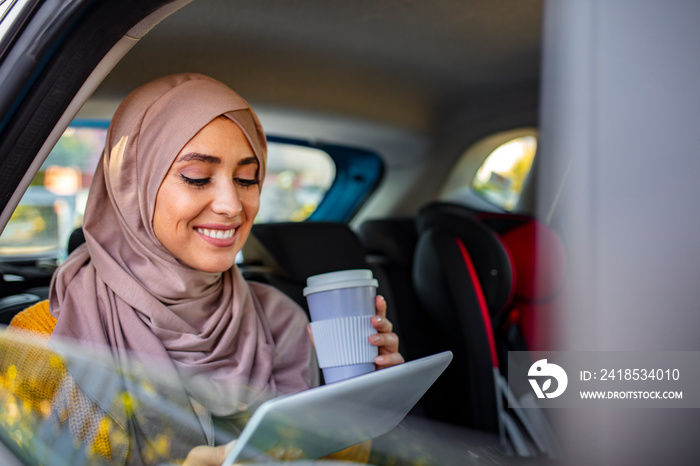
[0,328,508,466]
[257,142,335,223]
[440,128,538,212]
[0,123,337,262]
[0,124,105,261]
[0,329,258,465]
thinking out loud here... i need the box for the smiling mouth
[196,228,236,239]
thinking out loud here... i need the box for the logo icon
[528,359,568,398]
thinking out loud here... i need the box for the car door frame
[0,0,188,232]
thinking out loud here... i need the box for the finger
[375,295,387,318]
[225,440,236,456]
[371,314,393,334]
[375,351,405,369]
[369,332,399,351]
[183,443,232,466]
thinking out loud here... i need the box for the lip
[194,224,239,248]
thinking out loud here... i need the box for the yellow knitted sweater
[2,301,124,463]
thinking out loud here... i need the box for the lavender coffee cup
[303,269,379,384]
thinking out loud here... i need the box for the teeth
[197,228,235,239]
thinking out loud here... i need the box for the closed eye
[235,178,260,189]
[180,174,211,187]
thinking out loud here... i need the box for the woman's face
[153,116,260,273]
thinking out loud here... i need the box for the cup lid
[303,269,378,296]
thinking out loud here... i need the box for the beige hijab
[48,74,313,459]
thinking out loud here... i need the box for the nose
[210,180,242,217]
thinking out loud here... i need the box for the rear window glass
[440,128,538,212]
[472,135,537,211]
[0,123,335,261]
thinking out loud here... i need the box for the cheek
[153,184,193,241]
[246,196,260,219]
[236,193,260,244]
[240,190,260,222]
[153,192,173,245]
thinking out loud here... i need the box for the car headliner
[91,0,543,135]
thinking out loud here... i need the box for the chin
[195,260,237,274]
[185,252,238,274]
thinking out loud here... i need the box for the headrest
[244,222,368,284]
[427,203,567,301]
[358,218,418,267]
[68,227,86,255]
[416,203,514,318]
[499,219,567,300]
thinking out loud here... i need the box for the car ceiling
[92,0,543,136]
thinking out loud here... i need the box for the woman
[4,73,402,464]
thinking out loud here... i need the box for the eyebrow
[175,153,259,167]
[176,153,221,164]
[238,156,259,167]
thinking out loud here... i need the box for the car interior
[2,0,700,464]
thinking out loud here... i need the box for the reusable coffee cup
[303,269,379,384]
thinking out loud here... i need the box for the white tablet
[221,351,452,465]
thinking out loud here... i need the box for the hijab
[47,74,313,460]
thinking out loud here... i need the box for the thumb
[184,441,236,466]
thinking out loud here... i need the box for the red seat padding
[500,219,567,301]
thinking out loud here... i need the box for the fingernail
[370,334,380,344]
[374,316,383,324]
[376,356,385,364]
[224,440,237,455]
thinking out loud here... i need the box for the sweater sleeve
[2,300,119,461]
[8,300,57,337]
[1,300,62,414]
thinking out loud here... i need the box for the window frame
[0,0,173,233]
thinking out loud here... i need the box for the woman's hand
[183,441,235,466]
[183,441,306,465]
[369,295,404,369]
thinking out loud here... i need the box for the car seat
[473,212,567,352]
[358,218,438,362]
[241,222,373,316]
[413,202,565,456]
[412,203,511,434]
